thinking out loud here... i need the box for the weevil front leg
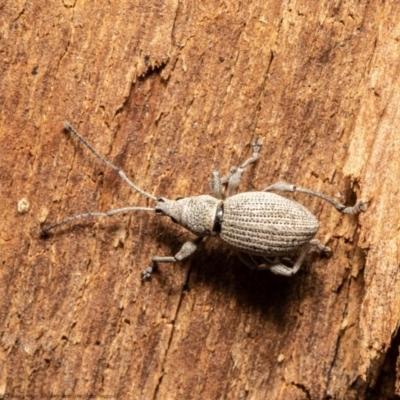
[142,238,203,280]
[263,181,366,214]
[211,137,262,199]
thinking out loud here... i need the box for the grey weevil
[42,122,366,279]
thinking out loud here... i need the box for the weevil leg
[221,137,262,197]
[263,181,366,214]
[309,239,332,256]
[239,240,331,276]
[238,252,290,272]
[142,238,202,280]
[238,252,260,269]
[267,239,332,276]
[211,170,223,199]
[267,244,311,276]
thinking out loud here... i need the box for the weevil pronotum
[42,122,366,279]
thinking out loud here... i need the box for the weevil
[42,122,366,279]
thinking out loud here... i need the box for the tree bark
[1,1,399,399]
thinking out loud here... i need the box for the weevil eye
[155,198,166,215]
[175,196,183,201]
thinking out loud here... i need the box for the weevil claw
[142,263,154,280]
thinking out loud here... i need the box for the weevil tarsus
[263,181,366,215]
[212,136,262,199]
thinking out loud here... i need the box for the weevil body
[221,192,319,256]
[42,122,365,279]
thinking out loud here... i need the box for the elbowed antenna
[41,206,155,233]
[41,122,159,234]
[63,121,157,201]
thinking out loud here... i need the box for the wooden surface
[1,1,400,399]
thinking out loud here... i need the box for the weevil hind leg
[142,238,203,280]
[238,252,298,275]
[309,239,332,256]
[267,240,331,276]
[239,243,310,277]
[267,244,311,276]
[263,180,366,215]
[212,137,262,199]
[238,252,261,270]
[239,239,331,277]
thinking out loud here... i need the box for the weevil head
[155,195,223,236]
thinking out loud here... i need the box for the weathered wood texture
[1,1,399,399]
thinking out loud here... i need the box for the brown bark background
[1,1,400,399]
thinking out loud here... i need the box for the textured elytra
[220,192,319,255]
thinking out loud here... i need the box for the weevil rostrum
[42,122,366,279]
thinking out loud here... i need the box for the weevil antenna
[41,206,155,234]
[63,121,157,201]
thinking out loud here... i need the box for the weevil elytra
[42,122,366,279]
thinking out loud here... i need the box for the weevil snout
[155,197,184,222]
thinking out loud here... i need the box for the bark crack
[12,2,26,22]
[291,380,312,400]
[57,4,74,73]
[152,266,192,399]
[326,279,352,391]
